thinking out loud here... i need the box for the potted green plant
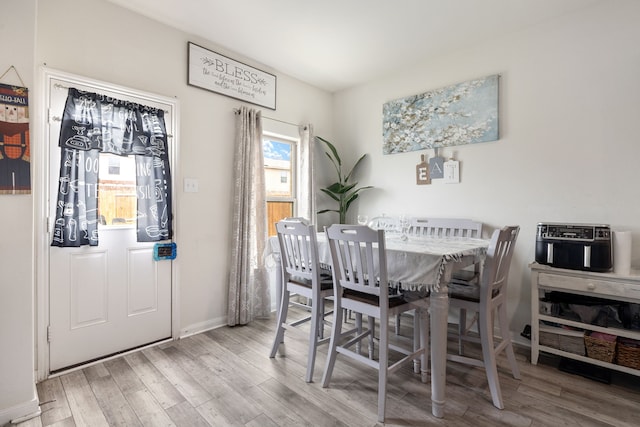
[316,136,373,224]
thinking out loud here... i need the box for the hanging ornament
[416,153,431,185]
[429,147,444,179]
[443,155,460,184]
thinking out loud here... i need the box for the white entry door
[46,74,175,372]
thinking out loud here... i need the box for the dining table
[265,230,489,418]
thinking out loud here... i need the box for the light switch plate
[184,178,199,193]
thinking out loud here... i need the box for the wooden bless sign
[188,42,277,110]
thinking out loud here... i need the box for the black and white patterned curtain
[51,88,172,247]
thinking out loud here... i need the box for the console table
[530,262,640,376]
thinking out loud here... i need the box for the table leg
[430,284,449,418]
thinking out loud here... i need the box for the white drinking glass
[399,214,410,240]
[357,214,369,226]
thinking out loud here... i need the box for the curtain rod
[47,112,174,138]
[233,107,299,128]
[53,83,170,113]
[264,115,299,128]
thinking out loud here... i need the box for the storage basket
[539,329,560,348]
[539,325,585,355]
[617,338,640,370]
[584,332,617,363]
[558,333,586,355]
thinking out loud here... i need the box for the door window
[99,153,136,226]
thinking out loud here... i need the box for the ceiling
[107,0,600,93]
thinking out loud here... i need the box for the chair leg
[395,313,401,335]
[318,298,325,340]
[322,303,344,388]
[458,308,467,355]
[479,306,503,409]
[498,302,521,379]
[343,309,351,323]
[412,312,420,374]
[305,294,322,383]
[377,316,389,423]
[368,315,376,359]
[417,307,430,383]
[270,289,290,357]
[355,313,363,354]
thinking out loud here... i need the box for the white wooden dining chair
[269,219,334,383]
[409,217,482,238]
[447,225,521,409]
[275,217,315,313]
[321,224,429,423]
[409,217,483,286]
[396,217,484,335]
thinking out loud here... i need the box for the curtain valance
[52,88,172,247]
[59,88,168,156]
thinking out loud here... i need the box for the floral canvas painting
[383,75,499,154]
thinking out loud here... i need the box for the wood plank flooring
[10,307,640,427]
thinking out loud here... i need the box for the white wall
[328,0,640,343]
[0,1,39,424]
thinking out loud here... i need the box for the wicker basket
[617,338,640,370]
[584,332,617,363]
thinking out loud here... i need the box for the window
[263,135,296,236]
[98,153,136,226]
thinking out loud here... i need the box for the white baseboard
[179,316,227,339]
[0,389,40,426]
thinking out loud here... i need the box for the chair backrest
[276,219,322,287]
[281,217,310,225]
[480,225,519,301]
[409,217,482,238]
[325,224,388,301]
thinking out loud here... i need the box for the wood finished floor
[10,307,640,427]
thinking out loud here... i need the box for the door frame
[34,67,181,380]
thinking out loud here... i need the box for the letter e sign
[416,154,431,185]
